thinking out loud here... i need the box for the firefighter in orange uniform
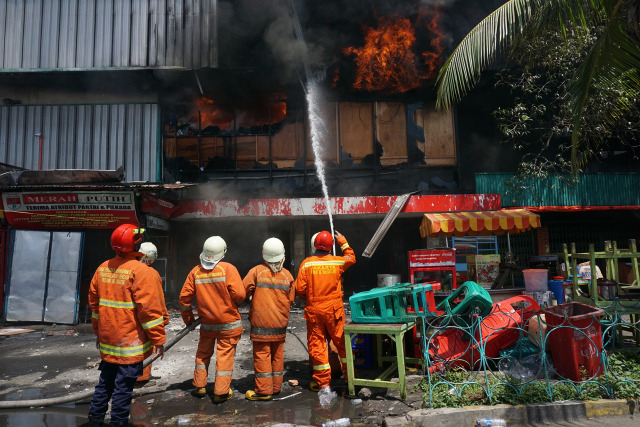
[179,236,245,403]
[135,242,170,386]
[243,237,295,401]
[295,230,356,392]
[88,224,167,427]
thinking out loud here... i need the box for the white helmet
[263,237,285,272]
[310,232,319,254]
[200,236,227,270]
[139,242,158,266]
[263,237,285,263]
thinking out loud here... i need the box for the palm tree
[436,0,640,173]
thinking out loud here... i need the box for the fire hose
[0,319,202,409]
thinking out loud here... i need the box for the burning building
[0,0,638,324]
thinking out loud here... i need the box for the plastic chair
[436,281,493,317]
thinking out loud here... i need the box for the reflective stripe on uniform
[313,363,331,371]
[256,282,290,291]
[179,305,191,311]
[92,312,99,320]
[301,260,345,269]
[142,316,164,330]
[195,364,207,370]
[340,357,347,363]
[273,371,283,377]
[255,372,273,378]
[99,341,151,358]
[194,277,226,284]
[341,243,350,251]
[216,370,233,376]
[201,319,242,331]
[251,326,287,336]
[99,298,136,309]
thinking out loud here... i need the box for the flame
[190,97,233,129]
[343,15,421,94]
[190,96,287,130]
[339,8,445,94]
[421,8,444,79]
[270,100,287,123]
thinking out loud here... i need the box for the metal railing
[419,299,640,407]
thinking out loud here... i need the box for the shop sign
[408,249,456,268]
[1,191,139,229]
[142,193,176,218]
[146,214,169,231]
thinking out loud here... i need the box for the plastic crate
[353,348,373,369]
[351,333,372,348]
[351,334,373,369]
[349,283,416,323]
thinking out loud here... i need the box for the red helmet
[111,224,144,253]
[314,231,333,252]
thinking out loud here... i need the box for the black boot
[87,415,104,427]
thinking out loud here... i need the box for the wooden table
[343,321,420,400]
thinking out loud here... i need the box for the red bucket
[542,302,605,381]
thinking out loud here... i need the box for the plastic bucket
[548,278,565,304]
[377,274,402,287]
[542,302,605,381]
[523,269,548,292]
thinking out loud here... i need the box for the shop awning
[419,208,541,238]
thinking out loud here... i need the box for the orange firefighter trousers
[193,335,241,395]
[307,307,347,388]
[252,340,285,395]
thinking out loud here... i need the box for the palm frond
[566,6,640,171]
[436,0,542,110]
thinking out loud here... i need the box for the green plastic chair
[350,283,416,323]
[436,281,493,317]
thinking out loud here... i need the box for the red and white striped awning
[420,208,541,238]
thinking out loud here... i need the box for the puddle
[0,403,89,427]
[0,387,369,426]
[129,386,365,426]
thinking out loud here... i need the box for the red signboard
[408,249,456,268]
[1,191,139,229]
[141,193,176,219]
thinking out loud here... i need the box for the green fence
[419,297,640,407]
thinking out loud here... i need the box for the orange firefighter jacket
[89,252,167,365]
[179,261,246,337]
[243,264,295,342]
[151,268,170,327]
[295,235,356,317]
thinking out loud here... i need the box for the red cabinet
[408,249,457,291]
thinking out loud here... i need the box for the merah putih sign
[2,192,139,229]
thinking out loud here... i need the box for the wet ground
[0,305,424,426]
